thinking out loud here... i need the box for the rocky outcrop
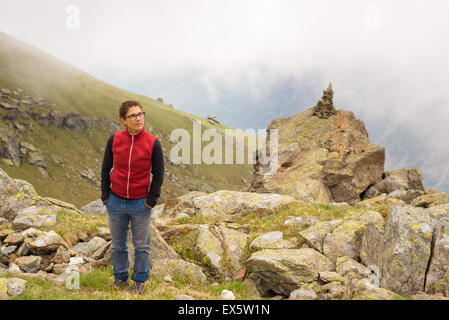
[250,84,385,204]
[0,85,121,134]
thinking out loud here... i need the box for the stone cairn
[312,83,337,119]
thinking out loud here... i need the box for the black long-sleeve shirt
[100,133,164,207]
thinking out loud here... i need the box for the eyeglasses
[124,112,146,120]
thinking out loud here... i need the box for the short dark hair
[119,100,142,119]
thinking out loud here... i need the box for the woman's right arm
[100,134,115,203]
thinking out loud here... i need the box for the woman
[100,100,164,295]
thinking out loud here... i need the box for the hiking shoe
[110,279,128,290]
[131,281,145,295]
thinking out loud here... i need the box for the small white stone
[176,294,195,300]
[69,257,84,265]
[175,212,190,219]
[163,275,172,282]
[289,287,318,300]
[220,289,235,300]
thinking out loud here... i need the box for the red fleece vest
[110,128,156,199]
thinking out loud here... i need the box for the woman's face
[121,106,144,134]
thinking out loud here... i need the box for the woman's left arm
[145,138,165,208]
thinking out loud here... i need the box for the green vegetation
[38,209,109,238]
[3,266,255,300]
[236,200,367,238]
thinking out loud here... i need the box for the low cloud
[1,0,448,143]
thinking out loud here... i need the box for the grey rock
[87,236,107,255]
[245,248,335,296]
[72,242,90,256]
[4,233,24,246]
[0,134,21,167]
[1,278,28,296]
[15,256,42,273]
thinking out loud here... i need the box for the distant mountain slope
[0,31,253,207]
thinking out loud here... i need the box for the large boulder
[157,190,295,223]
[250,84,385,204]
[192,190,296,220]
[245,248,335,296]
[380,205,435,295]
[0,168,40,220]
[0,169,80,221]
[361,204,449,296]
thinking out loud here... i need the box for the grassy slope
[0,31,254,207]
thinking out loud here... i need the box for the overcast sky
[0,0,448,134]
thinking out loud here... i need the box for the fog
[1,0,449,186]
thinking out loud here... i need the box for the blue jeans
[105,193,152,282]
